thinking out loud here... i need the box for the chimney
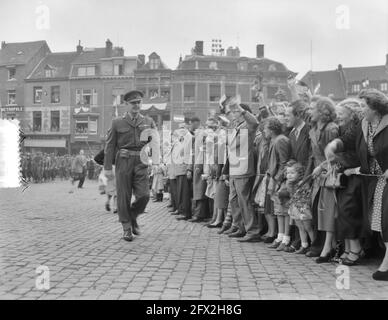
[116,47,124,57]
[195,41,204,56]
[105,39,113,57]
[1,41,5,49]
[137,54,145,67]
[76,40,83,53]
[256,44,264,58]
[338,64,343,71]
[179,55,183,65]
[386,54,388,66]
[226,46,233,57]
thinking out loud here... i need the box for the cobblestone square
[0,180,387,300]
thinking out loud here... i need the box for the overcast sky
[1,0,387,77]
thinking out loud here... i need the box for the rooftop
[0,40,50,66]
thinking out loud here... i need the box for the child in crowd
[284,161,316,254]
[152,162,166,202]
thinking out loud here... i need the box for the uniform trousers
[115,154,149,231]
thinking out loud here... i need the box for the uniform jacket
[104,113,158,171]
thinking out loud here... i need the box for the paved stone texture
[0,180,388,300]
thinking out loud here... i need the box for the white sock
[301,242,309,248]
[282,235,291,245]
[276,233,284,242]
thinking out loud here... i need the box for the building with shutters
[0,40,51,121]
[134,52,172,130]
[23,51,80,154]
[68,39,138,154]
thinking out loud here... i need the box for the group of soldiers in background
[20,152,101,183]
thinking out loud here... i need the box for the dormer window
[114,64,123,75]
[380,82,388,92]
[351,83,361,94]
[45,66,54,78]
[8,68,16,80]
[268,64,277,71]
[78,66,96,76]
[150,58,160,70]
[238,61,248,71]
[209,61,218,70]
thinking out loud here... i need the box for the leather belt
[119,149,141,158]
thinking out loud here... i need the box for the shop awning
[24,139,66,148]
[141,103,167,111]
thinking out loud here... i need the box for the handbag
[322,163,347,190]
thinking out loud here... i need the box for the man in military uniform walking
[104,90,159,242]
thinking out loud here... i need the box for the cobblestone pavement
[0,180,387,300]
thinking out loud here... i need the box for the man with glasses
[104,90,159,242]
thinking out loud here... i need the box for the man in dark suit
[284,99,313,253]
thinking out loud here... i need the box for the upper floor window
[76,89,97,106]
[78,66,95,76]
[380,82,388,92]
[225,84,236,98]
[161,89,170,99]
[114,64,123,75]
[209,84,221,102]
[75,118,98,135]
[50,111,60,132]
[184,84,195,101]
[7,90,16,105]
[149,59,160,70]
[89,118,98,134]
[33,86,43,104]
[51,86,60,103]
[112,88,124,105]
[351,83,361,94]
[8,68,16,80]
[33,111,42,132]
[149,88,159,99]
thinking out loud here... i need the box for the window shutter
[92,89,98,106]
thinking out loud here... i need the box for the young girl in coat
[282,161,316,254]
